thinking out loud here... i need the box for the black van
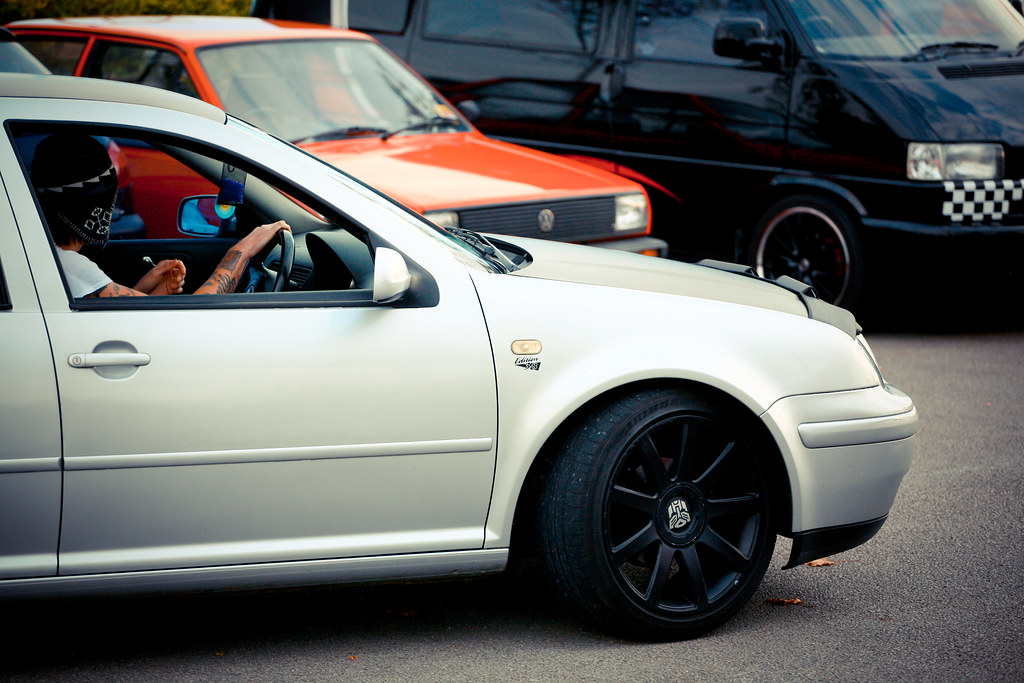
[259,0,1024,309]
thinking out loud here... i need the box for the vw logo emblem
[667,498,691,531]
[537,208,555,233]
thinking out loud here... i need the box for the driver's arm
[86,259,185,297]
[193,220,291,295]
[89,282,147,297]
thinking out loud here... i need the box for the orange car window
[18,37,86,75]
[86,41,199,99]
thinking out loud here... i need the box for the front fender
[470,273,881,548]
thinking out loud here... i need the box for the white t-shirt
[57,248,112,298]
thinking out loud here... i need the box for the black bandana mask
[31,134,119,245]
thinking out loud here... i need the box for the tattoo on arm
[210,271,240,294]
[221,249,243,272]
[92,282,145,298]
[195,248,247,295]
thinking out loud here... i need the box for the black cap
[31,133,118,245]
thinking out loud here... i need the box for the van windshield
[197,39,469,144]
[787,0,1024,60]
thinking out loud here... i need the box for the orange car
[10,15,665,254]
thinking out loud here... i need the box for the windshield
[197,39,469,143]
[786,0,1024,59]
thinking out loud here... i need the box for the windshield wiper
[904,41,999,61]
[290,126,388,144]
[1015,39,1024,58]
[445,227,516,273]
[381,116,461,141]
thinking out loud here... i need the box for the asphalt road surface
[3,296,1022,682]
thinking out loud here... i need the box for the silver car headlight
[425,210,459,229]
[906,142,1004,181]
[614,193,648,232]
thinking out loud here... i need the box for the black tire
[538,388,775,640]
[748,194,864,310]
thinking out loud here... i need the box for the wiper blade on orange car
[291,126,388,144]
[380,116,461,141]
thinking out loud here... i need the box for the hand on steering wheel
[245,226,294,293]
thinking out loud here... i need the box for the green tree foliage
[2,1,250,25]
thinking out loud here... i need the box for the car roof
[0,72,226,123]
[6,15,374,49]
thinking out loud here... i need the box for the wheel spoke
[672,419,695,481]
[641,542,677,606]
[706,493,759,520]
[806,268,840,302]
[610,484,659,515]
[678,545,709,609]
[699,526,750,570]
[764,245,798,270]
[610,522,659,563]
[636,433,670,490]
[693,440,736,489]
[774,220,800,257]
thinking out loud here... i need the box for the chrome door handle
[68,353,151,368]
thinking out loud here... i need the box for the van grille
[458,197,618,242]
[939,61,1024,79]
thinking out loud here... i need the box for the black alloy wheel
[749,194,864,310]
[538,388,775,640]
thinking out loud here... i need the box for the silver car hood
[499,236,859,337]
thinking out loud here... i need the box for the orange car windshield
[197,39,467,144]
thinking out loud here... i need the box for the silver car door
[11,137,498,578]
[42,283,498,576]
[0,174,62,580]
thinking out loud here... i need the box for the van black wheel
[749,194,864,310]
[538,388,775,640]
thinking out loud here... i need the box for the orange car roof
[7,15,373,49]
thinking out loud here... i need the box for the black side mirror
[713,19,782,62]
[455,100,481,123]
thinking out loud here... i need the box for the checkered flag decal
[943,179,1024,222]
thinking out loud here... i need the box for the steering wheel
[245,228,294,293]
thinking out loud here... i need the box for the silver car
[0,73,917,640]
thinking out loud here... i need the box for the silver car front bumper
[763,383,917,565]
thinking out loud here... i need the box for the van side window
[18,37,87,75]
[633,0,769,64]
[423,0,601,53]
[349,0,413,33]
[84,42,199,98]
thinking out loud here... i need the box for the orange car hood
[299,132,638,213]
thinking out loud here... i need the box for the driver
[31,132,290,298]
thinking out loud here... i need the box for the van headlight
[614,193,649,231]
[907,143,1004,181]
[425,210,459,228]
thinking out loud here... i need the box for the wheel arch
[745,174,864,229]
[508,378,793,560]
[741,176,868,256]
